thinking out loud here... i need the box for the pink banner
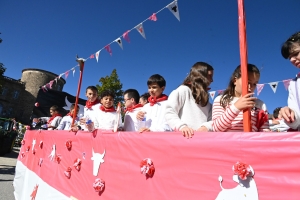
[15,130,300,200]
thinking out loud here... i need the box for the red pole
[237,0,251,132]
[71,57,85,127]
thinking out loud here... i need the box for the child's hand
[180,126,194,138]
[197,126,208,132]
[139,127,150,133]
[234,93,257,111]
[136,111,145,121]
[278,106,295,123]
[80,118,86,125]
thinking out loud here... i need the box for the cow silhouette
[215,165,258,200]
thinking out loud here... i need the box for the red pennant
[283,79,292,90]
[123,30,130,43]
[65,71,69,79]
[149,13,157,21]
[105,45,112,56]
[90,54,95,59]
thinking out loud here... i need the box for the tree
[96,69,124,107]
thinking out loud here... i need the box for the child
[123,89,143,131]
[137,74,170,132]
[94,90,122,131]
[269,107,290,132]
[139,92,150,106]
[81,86,101,129]
[279,32,300,130]
[212,64,269,132]
[165,62,214,138]
[39,105,62,130]
[57,104,80,130]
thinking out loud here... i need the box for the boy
[81,86,101,130]
[39,105,62,130]
[123,89,143,131]
[139,92,150,106]
[94,90,122,131]
[269,107,291,132]
[137,74,170,132]
[57,104,80,130]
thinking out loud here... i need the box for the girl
[164,62,214,138]
[212,64,269,132]
[279,32,300,130]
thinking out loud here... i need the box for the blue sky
[0,0,299,114]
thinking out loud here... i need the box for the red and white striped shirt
[212,96,269,132]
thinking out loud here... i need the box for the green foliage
[96,69,124,107]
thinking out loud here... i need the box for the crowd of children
[33,31,300,134]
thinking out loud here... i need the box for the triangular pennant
[58,74,62,79]
[283,79,292,90]
[65,71,69,79]
[217,90,224,95]
[49,80,54,89]
[135,23,146,39]
[114,38,123,50]
[209,91,216,100]
[256,84,265,96]
[105,45,112,56]
[167,0,180,21]
[54,78,58,84]
[123,30,130,43]
[45,83,51,89]
[71,67,75,77]
[268,82,279,93]
[149,13,157,21]
[90,54,95,59]
[95,50,101,63]
[42,85,48,92]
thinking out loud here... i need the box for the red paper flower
[232,161,251,180]
[39,141,43,149]
[26,146,30,152]
[73,158,82,171]
[35,102,39,107]
[140,158,155,178]
[21,152,25,159]
[26,125,31,130]
[32,149,36,154]
[64,167,72,179]
[93,178,105,192]
[66,140,72,151]
[21,139,25,145]
[55,155,61,164]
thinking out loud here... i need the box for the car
[0,118,18,156]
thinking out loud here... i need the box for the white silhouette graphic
[215,165,258,200]
[32,139,36,151]
[48,144,56,161]
[63,97,84,117]
[91,148,105,176]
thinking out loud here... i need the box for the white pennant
[58,74,62,79]
[95,50,101,63]
[114,38,123,50]
[209,91,216,100]
[135,23,146,39]
[268,82,279,93]
[72,67,75,77]
[167,0,180,21]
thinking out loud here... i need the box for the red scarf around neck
[85,99,100,109]
[66,112,78,119]
[148,94,168,106]
[256,109,268,130]
[125,104,143,112]
[100,105,116,112]
[48,114,62,124]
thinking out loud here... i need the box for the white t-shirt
[57,115,79,130]
[124,107,143,131]
[94,109,122,131]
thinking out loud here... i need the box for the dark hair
[124,89,140,103]
[50,105,59,112]
[183,62,214,107]
[140,92,150,102]
[100,90,115,99]
[281,31,300,59]
[147,74,166,88]
[273,107,281,119]
[86,86,98,93]
[70,103,79,110]
[220,64,260,108]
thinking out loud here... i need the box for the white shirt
[40,116,62,130]
[94,109,122,131]
[124,107,143,131]
[83,103,101,129]
[57,115,79,130]
[286,78,300,130]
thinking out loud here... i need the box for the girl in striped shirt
[212,64,269,132]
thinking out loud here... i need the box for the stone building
[0,68,84,124]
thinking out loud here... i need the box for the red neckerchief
[100,105,116,112]
[48,114,62,124]
[85,99,100,109]
[66,112,78,119]
[148,94,168,106]
[256,109,268,130]
[125,104,143,112]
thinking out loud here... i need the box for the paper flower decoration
[93,178,105,192]
[73,158,82,171]
[66,140,72,151]
[140,158,155,178]
[35,102,39,107]
[232,161,251,180]
[26,146,30,152]
[55,155,62,164]
[21,152,25,159]
[21,139,25,145]
[39,141,43,149]
[26,125,30,130]
[64,167,72,179]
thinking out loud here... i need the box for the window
[13,90,19,99]
[1,87,8,96]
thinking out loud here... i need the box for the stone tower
[20,68,66,123]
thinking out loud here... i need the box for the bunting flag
[49,80,54,89]
[167,0,180,21]
[256,84,265,96]
[105,45,112,56]
[123,30,130,43]
[283,79,292,90]
[209,91,216,100]
[58,74,62,79]
[54,78,58,84]
[135,23,146,39]
[114,38,123,50]
[90,54,95,59]
[217,90,224,95]
[269,82,279,93]
[65,71,69,79]
[95,50,101,62]
[71,68,75,77]
[149,13,157,21]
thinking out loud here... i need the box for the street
[0,147,19,200]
